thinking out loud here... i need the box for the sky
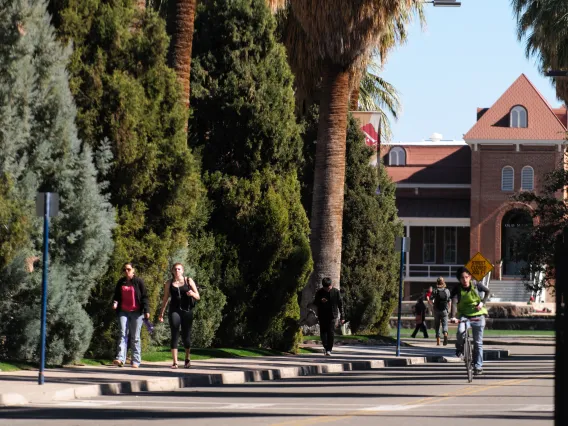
[380,0,562,142]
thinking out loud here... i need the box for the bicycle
[452,317,475,383]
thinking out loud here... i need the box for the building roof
[464,74,567,141]
[396,198,470,218]
[386,146,471,185]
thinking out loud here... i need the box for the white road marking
[512,404,553,412]
[359,405,422,412]
[54,401,121,407]
[218,403,275,409]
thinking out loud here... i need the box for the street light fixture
[545,70,568,78]
[428,0,462,6]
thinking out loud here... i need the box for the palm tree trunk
[301,60,350,321]
[556,80,568,107]
[350,85,360,111]
[167,0,197,109]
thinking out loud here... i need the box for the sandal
[171,362,178,369]
[184,358,191,369]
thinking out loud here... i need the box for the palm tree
[512,0,568,104]
[355,62,402,142]
[166,0,198,109]
[286,0,421,319]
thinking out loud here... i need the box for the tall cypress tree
[0,0,115,363]
[301,111,403,334]
[190,0,312,351]
[46,0,204,355]
[341,115,403,334]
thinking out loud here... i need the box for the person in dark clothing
[159,263,200,369]
[433,277,452,346]
[313,277,345,356]
[112,262,150,368]
[411,297,429,338]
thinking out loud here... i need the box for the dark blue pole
[396,248,405,357]
[39,193,50,385]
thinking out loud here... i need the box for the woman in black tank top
[158,263,200,368]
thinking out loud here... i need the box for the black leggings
[168,309,193,349]
[319,317,336,352]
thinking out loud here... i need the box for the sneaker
[113,359,124,367]
[131,364,140,368]
[455,349,462,358]
[324,351,331,356]
[474,368,483,376]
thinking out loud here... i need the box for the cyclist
[450,266,490,376]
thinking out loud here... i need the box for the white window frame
[521,166,534,191]
[443,227,457,264]
[510,105,528,128]
[389,147,406,166]
[501,166,514,191]
[423,226,436,264]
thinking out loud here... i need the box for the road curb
[0,392,28,406]
[0,349,510,407]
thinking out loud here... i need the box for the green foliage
[0,176,30,270]
[47,0,204,355]
[0,0,115,364]
[300,110,403,335]
[341,115,403,335]
[190,0,312,352]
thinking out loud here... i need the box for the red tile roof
[385,146,471,184]
[464,74,567,141]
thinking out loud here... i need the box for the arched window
[388,147,406,166]
[501,166,514,191]
[521,166,534,191]
[510,106,528,128]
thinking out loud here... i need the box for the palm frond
[512,0,568,104]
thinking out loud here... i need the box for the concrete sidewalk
[0,343,509,407]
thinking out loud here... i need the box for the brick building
[368,75,567,301]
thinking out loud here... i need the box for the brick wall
[470,144,565,278]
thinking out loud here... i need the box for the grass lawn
[302,329,554,343]
[1,346,318,372]
[393,329,554,338]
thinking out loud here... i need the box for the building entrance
[501,209,532,276]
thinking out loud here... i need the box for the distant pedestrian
[425,285,434,315]
[313,277,345,356]
[411,297,428,338]
[112,262,150,368]
[433,277,451,346]
[158,263,200,369]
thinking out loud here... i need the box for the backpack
[435,288,449,311]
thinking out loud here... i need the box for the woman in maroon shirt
[112,262,149,367]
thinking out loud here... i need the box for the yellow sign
[465,252,494,282]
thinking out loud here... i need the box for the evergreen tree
[190,0,312,351]
[301,110,402,335]
[46,0,204,355]
[341,115,403,334]
[0,0,115,363]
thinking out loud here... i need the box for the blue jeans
[456,315,485,369]
[116,310,143,365]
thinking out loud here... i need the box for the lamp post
[424,0,462,6]
[545,70,568,78]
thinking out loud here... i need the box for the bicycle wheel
[463,330,473,383]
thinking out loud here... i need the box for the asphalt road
[0,345,554,426]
